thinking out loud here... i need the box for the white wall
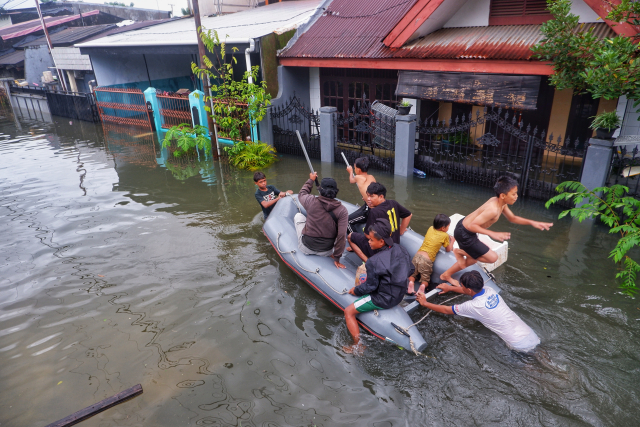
[444,0,490,28]
[91,53,194,88]
[571,0,601,23]
[409,0,468,41]
[309,67,320,112]
[620,98,640,137]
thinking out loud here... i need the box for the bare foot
[418,283,427,294]
[407,279,415,295]
[446,278,461,287]
[343,343,366,355]
[346,246,353,252]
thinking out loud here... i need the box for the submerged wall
[91,52,197,92]
[25,45,55,86]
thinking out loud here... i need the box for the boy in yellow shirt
[408,214,455,295]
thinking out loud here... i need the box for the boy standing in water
[440,176,553,287]
[417,271,540,352]
[254,171,292,219]
[346,157,376,233]
[408,214,455,295]
[344,218,414,353]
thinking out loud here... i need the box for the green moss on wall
[260,29,296,99]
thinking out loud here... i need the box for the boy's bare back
[355,174,375,202]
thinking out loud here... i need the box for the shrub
[163,124,211,158]
[224,140,277,171]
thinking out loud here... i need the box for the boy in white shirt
[416,270,540,352]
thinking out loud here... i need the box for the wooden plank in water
[44,384,143,427]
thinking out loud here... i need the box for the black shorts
[349,231,375,258]
[454,219,490,260]
[348,204,369,234]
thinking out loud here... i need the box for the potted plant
[397,100,412,115]
[590,111,621,139]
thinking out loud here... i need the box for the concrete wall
[620,98,640,136]
[547,88,573,141]
[444,0,490,28]
[25,45,55,86]
[91,52,195,92]
[309,67,320,112]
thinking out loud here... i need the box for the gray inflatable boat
[263,195,501,353]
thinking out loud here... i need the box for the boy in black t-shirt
[348,182,412,261]
[254,171,292,219]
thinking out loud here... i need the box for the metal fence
[94,87,153,129]
[414,108,586,200]
[270,94,320,159]
[157,93,191,129]
[45,90,99,122]
[607,143,640,197]
[335,98,397,173]
[102,123,158,168]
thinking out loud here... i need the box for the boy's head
[318,177,339,199]
[254,171,267,189]
[354,157,369,174]
[368,218,393,249]
[460,271,484,293]
[366,182,387,207]
[433,213,451,231]
[494,176,518,204]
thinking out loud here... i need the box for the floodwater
[0,114,639,427]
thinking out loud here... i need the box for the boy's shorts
[454,219,490,260]
[353,294,382,313]
[411,252,434,284]
[349,232,375,258]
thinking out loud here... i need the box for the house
[278,0,639,142]
[76,1,323,95]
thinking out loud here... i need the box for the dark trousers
[347,204,369,234]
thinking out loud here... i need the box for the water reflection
[0,115,638,426]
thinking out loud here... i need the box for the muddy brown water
[0,116,638,426]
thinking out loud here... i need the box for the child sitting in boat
[348,182,412,262]
[440,176,553,287]
[416,271,540,352]
[254,171,292,220]
[407,214,455,296]
[344,218,414,353]
[345,157,376,234]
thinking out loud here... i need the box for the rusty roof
[390,23,616,60]
[279,0,418,58]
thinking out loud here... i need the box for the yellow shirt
[418,226,450,261]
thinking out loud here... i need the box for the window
[489,0,553,25]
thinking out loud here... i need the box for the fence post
[394,114,416,177]
[261,106,273,146]
[580,138,615,191]
[320,106,337,163]
[188,90,207,130]
[143,87,162,132]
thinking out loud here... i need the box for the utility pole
[34,0,67,91]
[168,3,174,16]
[191,0,219,159]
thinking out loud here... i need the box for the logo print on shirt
[263,192,276,202]
[485,294,499,309]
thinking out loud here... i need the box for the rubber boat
[263,195,502,352]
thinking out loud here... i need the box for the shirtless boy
[440,176,553,287]
[346,157,376,234]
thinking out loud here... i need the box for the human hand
[286,190,293,195]
[450,236,456,243]
[347,165,353,174]
[532,221,553,231]
[278,192,286,198]
[348,287,356,295]
[436,283,451,294]
[310,172,318,181]
[416,291,427,306]
[335,260,346,269]
[492,231,511,242]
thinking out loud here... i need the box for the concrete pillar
[66,71,78,93]
[320,106,337,163]
[260,106,273,146]
[188,90,207,129]
[143,87,162,133]
[580,138,615,190]
[395,114,416,177]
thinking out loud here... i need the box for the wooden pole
[191,0,219,159]
[44,384,143,427]
[34,0,67,91]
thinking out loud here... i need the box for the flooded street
[0,115,639,427]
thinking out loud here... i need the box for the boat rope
[286,193,303,213]
[275,232,349,295]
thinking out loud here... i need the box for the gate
[335,98,396,173]
[414,108,585,200]
[270,95,320,158]
[45,91,99,122]
[94,87,152,129]
[156,93,191,129]
[607,141,640,198]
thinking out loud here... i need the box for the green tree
[532,0,640,114]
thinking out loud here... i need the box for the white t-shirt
[452,287,540,351]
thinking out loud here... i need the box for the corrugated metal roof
[280,0,417,58]
[0,10,99,41]
[17,24,115,48]
[77,1,321,48]
[391,23,616,60]
[79,20,172,44]
[0,49,24,65]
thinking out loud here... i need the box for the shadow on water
[0,115,638,426]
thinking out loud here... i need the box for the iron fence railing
[270,94,320,159]
[94,87,152,129]
[157,93,191,129]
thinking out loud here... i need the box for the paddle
[295,130,320,187]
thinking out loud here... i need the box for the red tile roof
[280,0,418,58]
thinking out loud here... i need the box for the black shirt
[255,185,281,218]
[364,200,411,244]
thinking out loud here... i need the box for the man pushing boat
[344,218,414,353]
